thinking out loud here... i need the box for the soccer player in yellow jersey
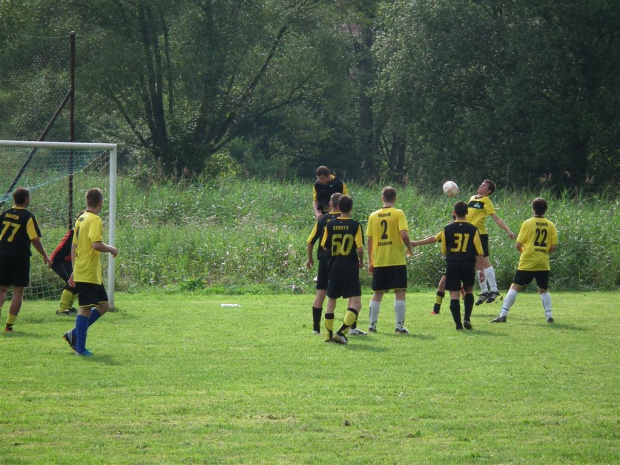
[366,186,413,334]
[0,188,51,332]
[467,179,516,305]
[491,198,558,324]
[63,188,118,356]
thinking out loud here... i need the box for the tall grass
[111,178,620,293]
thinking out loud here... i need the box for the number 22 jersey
[516,216,558,271]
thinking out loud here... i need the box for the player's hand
[508,231,516,240]
[479,271,486,283]
[314,211,323,220]
[368,264,374,274]
[306,258,313,269]
[406,249,413,258]
[68,273,75,287]
[109,246,118,258]
[44,256,52,267]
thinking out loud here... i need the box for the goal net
[0,141,117,306]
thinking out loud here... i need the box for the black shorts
[51,260,77,292]
[327,267,361,299]
[316,257,330,290]
[480,234,490,257]
[372,265,407,292]
[445,261,476,291]
[513,270,550,291]
[76,282,109,307]
[0,254,30,287]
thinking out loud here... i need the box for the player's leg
[432,274,446,315]
[369,268,387,332]
[5,286,24,332]
[462,263,477,329]
[334,295,361,344]
[0,285,7,318]
[394,289,408,334]
[324,297,337,342]
[312,259,329,334]
[54,262,77,315]
[535,272,553,323]
[491,272,528,322]
[475,236,491,304]
[445,264,463,329]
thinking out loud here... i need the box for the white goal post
[0,140,117,305]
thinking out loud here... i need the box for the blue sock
[88,308,101,326]
[75,314,89,353]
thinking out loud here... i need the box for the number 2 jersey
[435,220,484,262]
[366,207,409,267]
[321,217,364,272]
[516,216,558,271]
[0,206,42,256]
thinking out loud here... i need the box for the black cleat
[546,317,554,323]
[463,320,473,330]
[490,316,507,323]
[475,293,489,306]
[486,291,502,304]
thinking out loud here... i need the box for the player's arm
[491,213,516,239]
[515,242,523,253]
[68,243,77,287]
[412,235,437,247]
[31,237,51,267]
[549,244,557,253]
[367,235,374,273]
[306,243,315,268]
[400,230,413,257]
[92,241,118,257]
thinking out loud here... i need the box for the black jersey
[0,206,42,256]
[438,220,483,263]
[307,212,341,259]
[321,217,364,271]
[313,175,347,212]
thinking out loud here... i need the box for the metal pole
[69,31,76,229]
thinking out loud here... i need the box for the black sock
[450,299,462,329]
[464,293,474,322]
[312,306,322,332]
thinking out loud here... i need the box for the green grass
[1,291,618,464]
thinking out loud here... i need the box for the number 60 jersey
[515,216,558,271]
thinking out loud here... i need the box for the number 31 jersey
[516,216,558,271]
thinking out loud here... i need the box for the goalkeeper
[49,214,83,315]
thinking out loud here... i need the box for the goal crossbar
[0,140,118,305]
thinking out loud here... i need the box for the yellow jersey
[466,195,495,234]
[73,211,104,284]
[366,207,409,267]
[517,216,558,271]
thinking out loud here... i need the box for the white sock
[500,288,518,317]
[369,301,381,329]
[478,270,489,293]
[394,300,406,330]
[485,266,497,292]
[540,292,552,319]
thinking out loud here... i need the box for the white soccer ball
[443,181,459,197]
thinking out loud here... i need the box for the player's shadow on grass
[460,328,509,337]
[2,331,43,340]
[72,353,121,365]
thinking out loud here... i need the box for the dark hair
[330,192,343,208]
[483,179,496,194]
[13,187,30,205]
[532,197,548,216]
[86,188,104,208]
[315,166,330,177]
[338,195,353,213]
[453,201,468,218]
[382,186,397,202]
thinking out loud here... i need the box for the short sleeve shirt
[516,216,558,271]
[73,211,104,284]
[467,195,496,234]
[0,206,42,256]
[366,207,409,267]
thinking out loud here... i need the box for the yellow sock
[435,292,445,305]
[338,309,358,335]
[59,289,74,311]
[6,313,17,325]
[324,313,334,340]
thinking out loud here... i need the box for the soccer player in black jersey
[0,188,51,332]
[413,202,485,330]
[320,195,364,344]
[306,193,343,334]
[312,166,347,219]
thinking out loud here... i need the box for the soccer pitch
[1,291,618,464]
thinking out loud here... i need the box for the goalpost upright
[0,140,118,305]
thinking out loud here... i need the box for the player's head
[330,192,343,210]
[315,166,331,184]
[13,187,30,206]
[381,186,397,203]
[338,195,353,214]
[86,188,104,209]
[532,197,548,216]
[479,179,496,196]
[453,201,468,219]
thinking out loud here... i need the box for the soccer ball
[443,181,459,197]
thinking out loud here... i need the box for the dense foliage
[0,0,618,191]
[108,178,619,293]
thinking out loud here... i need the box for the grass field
[1,291,618,464]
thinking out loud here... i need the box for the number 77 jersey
[516,216,558,271]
